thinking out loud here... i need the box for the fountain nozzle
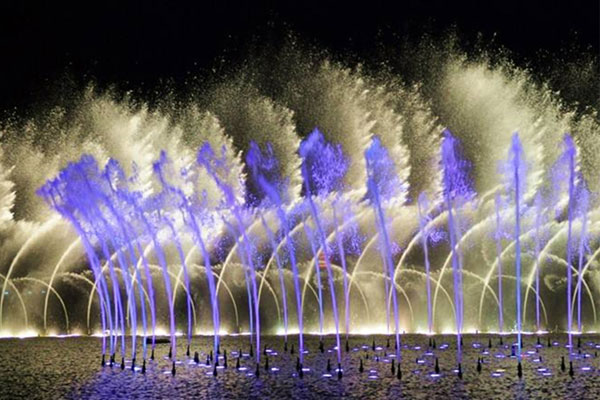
[568,361,574,378]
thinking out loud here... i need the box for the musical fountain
[0,43,599,398]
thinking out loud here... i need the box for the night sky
[0,1,597,114]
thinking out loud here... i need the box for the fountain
[26,123,598,384]
[557,135,577,361]
[509,133,526,368]
[417,192,433,334]
[365,136,405,370]
[0,83,590,397]
[440,130,474,373]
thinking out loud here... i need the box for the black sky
[0,1,597,113]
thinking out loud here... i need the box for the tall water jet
[364,136,406,365]
[493,192,505,333]
[104,157,177,362]
[440,130,474,368]
[68,186,125,356]
[36,156,178,361]
[509,133,526,362]
[244,142,290,343]
[110,187,152,361]
[299,129,346,368]
[247,141,306,366]
[129,182,178,362]
[223,219,256,345]
[332,199,351,342]
[37,183,113,357]
[533,192,543,332]
[153,152,221,358]
[417,192,433,334]
[162,217,193,352]
[100,164,143,362]
[198,143,262,368]
[64,160,132,358]
[114,180,158,359]
[575,184,589,333]
[561,134,577,359]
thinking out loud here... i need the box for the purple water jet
[364,136,405,364]
[440,130,474,367]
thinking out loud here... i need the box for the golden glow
[0,329,38,339]
[194,329,230,336]
[0,328,589,339]
[414,329,435,336]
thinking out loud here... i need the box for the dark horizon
[0,1,597,114]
